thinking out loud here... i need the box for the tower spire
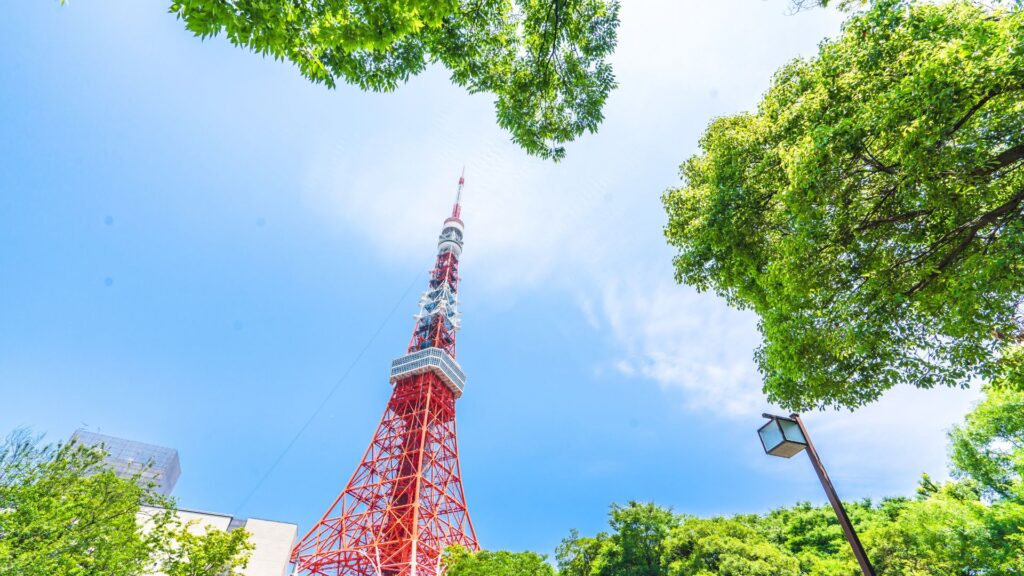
[452,168,465,219]
[409,173,465,358]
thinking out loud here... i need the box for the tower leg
[292,373,477,576]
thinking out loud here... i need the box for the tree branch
[859,149,896,175]
[857,183,899,229]
[972,142,1024,177]
[945,90,999,141]
[856,209,932,231]
[906,188,1024,296]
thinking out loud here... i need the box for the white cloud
[595,273,766,416]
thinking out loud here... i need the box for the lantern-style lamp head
[758,413,808,458]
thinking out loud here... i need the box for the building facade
[71,429,182,496]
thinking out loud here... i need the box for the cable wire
[232,268,425,515]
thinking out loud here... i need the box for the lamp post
[758,413,876,576]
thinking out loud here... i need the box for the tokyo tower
[291,174,479,576]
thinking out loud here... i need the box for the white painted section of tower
[390,347,467,397]
[437,220,464,256]
[413,283,461,331]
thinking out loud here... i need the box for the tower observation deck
[291,174,478,576]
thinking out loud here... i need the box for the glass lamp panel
[758,420,784,453]
[779,419,807,445]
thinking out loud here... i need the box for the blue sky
[1,0,982,555]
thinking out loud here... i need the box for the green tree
[661,517,800,576]
[591,502,678,576]
[445,547,558,576]
[663,0,1024,410]
[763,503,848,559]
[158,520,254,576]
[866,480,1024,575]
[168,0,620,161]
[950,384,1024,500]
[555,529,607,576]
[0,430,252,576]
[773,389,1024,575]
[997,343,1024,390]
[553,502,677,576]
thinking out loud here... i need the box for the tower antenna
[452,167,465,219]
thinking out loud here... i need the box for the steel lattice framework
[292,175,478,576]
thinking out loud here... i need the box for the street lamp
[759,413,876,576]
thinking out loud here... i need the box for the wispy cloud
[593,273,766,417]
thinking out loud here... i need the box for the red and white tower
[291,175,478,576]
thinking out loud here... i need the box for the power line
[233,268,425,515]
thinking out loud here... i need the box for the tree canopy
[664,0,1024,410]
[167,0,620,161]
[0,431,253,576]
[950,383,1024,500]
[662,518,800,576]
[445,547,557,576]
